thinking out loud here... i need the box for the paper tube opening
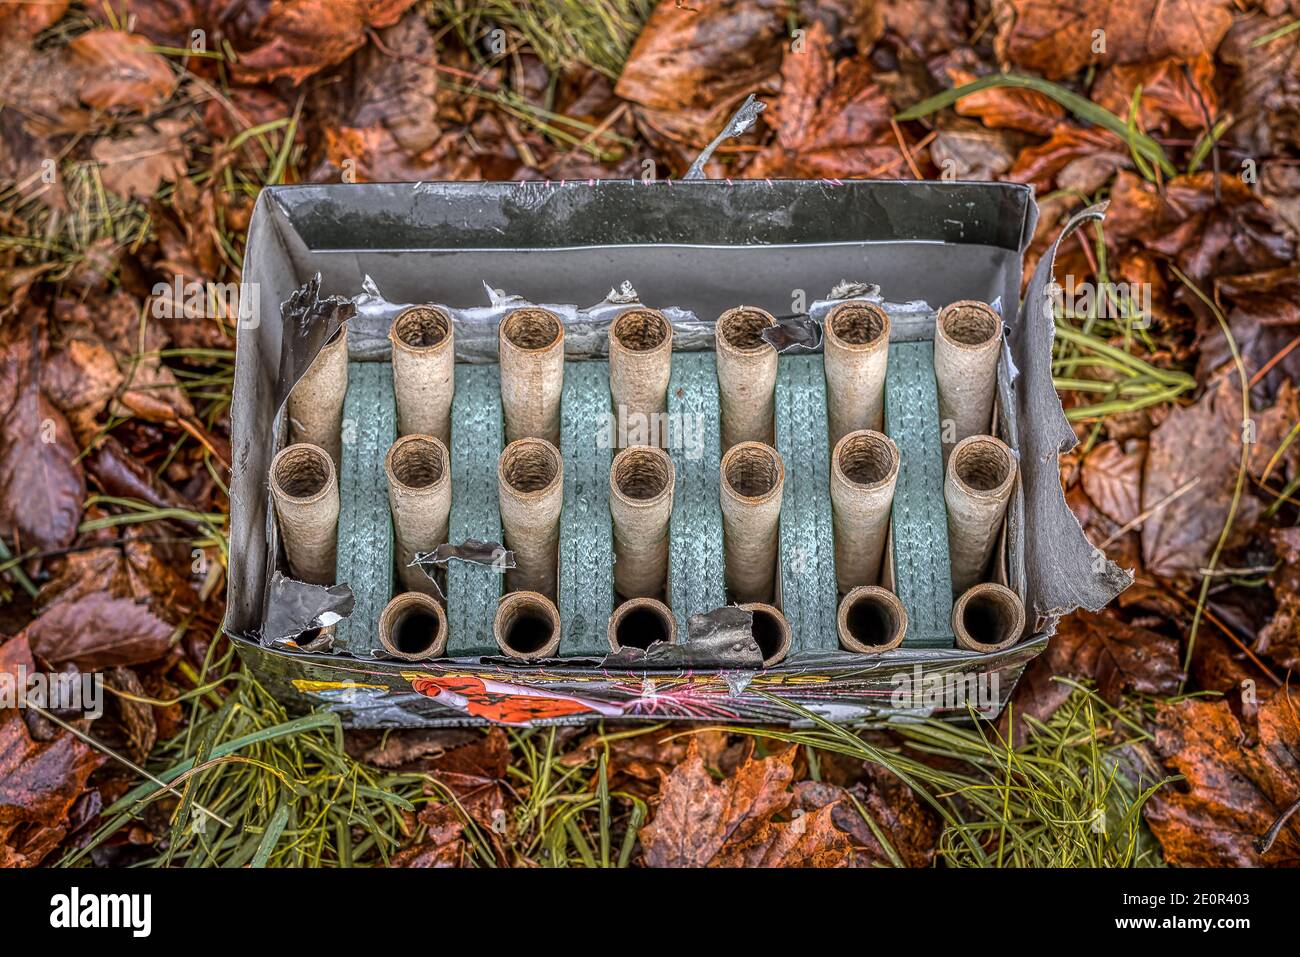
[607,597,677,651]
[386,435,448,492]
[721,442,783,501]
[951,435,1015,497]
[937,301,1001,349]
[611,308,670,352]
[953,583,1026,651]
[392,305,452,351]
[717,306,777,353]
[494,591,562,658]
[499,437,562,496]
[739,602,791,666]
[833,430,899,489]
[611,446,673,504]
[501,308,563,352]
[378,592,447,660]
[825,302,888,351]
[837,586,908,653]
[271,443,334,503]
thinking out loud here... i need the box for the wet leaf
[794,767,939,867]
[22,592,176,670]
[1007,123,1129,193]
[1091,55,1218,133]
[993,0,1235,80]
[947,65,1064,135]
[639,738,851,867]
[1258,528,1300,672]
[1081,439,1145,527]
[1145,691,1300,866]
[70,30,177,113]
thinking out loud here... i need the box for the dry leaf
[90,120,189,200]
[70,30,177,113]
[22,592,176,670]
[1081,439,1145,528]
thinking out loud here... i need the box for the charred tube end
[610,445,674,507]
[716,306,777,356]
[953,583,1026,652]
[837,586,908,653]
[832,429,899,491]
[720,441,784,504]
[824,301,889,353]
[607,597,678,652]
[611,307,672,354]
[738,602,792,667]
[378,591,447,660]
[949,434,1016,499]
[390,305,453,353]
[270,442,336,505]
[385,434,450,494]
[936,300,1002,351]
[494,591,562,659]
[500,307,564,354]
[498,437,563,500]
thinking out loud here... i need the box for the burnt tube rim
[715,306,778,357]
[831,429,900,493]
[270,443,337,506]
[720,441,785,506]
[836,585,908,653]
[609,445,675,510]
[606,597,678,652]
[609,307,673,355]
[949,434,1017,501]
[378,591,448,661]
[494,590,562,659]
[738,602,792,667]
[824,301,890,354]
[952,582,1026,652]
[389,305,454,354]
[936,300,1003,352]
[499,307,564,354]
[384,434,451,495]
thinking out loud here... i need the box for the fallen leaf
[1194,269,1300,401]
[70,30,177,113]
[616,0,786,147]
[1091,55,1218,133]
[947,66,1065,135]
[0,0,69,37]
[1144,691,1300,866]
[1218,12,1300,159]
[90,120,189,200]
[1258,527,1300,672]
[231,0,422,86]
[0,636,103,867]
[0,320,85,553]
[392,802,464,867]
[22,592,176,670]
[639,738,850,867]
[746,21,898,178]
[1007,123,1129,193]
[794,768,939,867]
[1081,439,1145,527]
[993,0,1236,80]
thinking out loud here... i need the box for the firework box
[225,180,1130,728]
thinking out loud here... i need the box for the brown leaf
[1258,527,1300,672]
[1144,691,1300,866]
[794,769,939,867]
[1080,439,1145,527]
[1010,608,1183,732]
[1140,378,1261,582]
[1007,124,1129,193]
[0,321,85,553]
[231,0,421,86]
[993,0,1235,80]
[947,66,1065,136]
[70,30,177,113]
[1091,55,1217,133]
[746,21,898,178]
[84,435,193,513]
[1218,12,1300,159]
[639,738,849,867]
[1195,270,1300,401]
[392,803,464,867]
[22,592,175,670]
[90,120,189,200]
[616,0,786,147]
[0,0,69,37]
[0,636,103,866]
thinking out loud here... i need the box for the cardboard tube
[269,443,339,585]
[499,308,564,445]
[608,308,672,438]
[715,306,778,450]
[945,434,1016,593]
[607,597,678,651]
[390,306,455,445]
[385,434,451,596]
[720,441,784,604]
[953,582,1025,651]
[498,437,563,599]
[934,300,1002,459]
[823,302,889,444]
[378,591,447,660]
[830,430,899,595]
[837,585,908,653]
[494,590,561,658]
[738,602,792,667]
[609,445,674,600]
[287,325,347,467]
